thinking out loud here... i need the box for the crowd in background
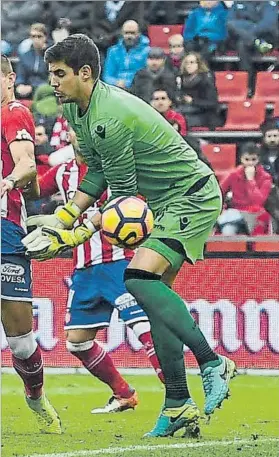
[1,0,279,235]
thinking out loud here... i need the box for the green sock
[148,318,190,408]
[126,278,219,369]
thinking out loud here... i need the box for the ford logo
[1,263,24,276]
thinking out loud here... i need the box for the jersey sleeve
[3,103,35,145]
[63,105,107,199]
[90,117,138,199]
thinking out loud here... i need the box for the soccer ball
[101,196,154,248]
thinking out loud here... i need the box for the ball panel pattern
[101,196,154,248]
[101,207,121,234]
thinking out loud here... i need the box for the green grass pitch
[2,373,279,457]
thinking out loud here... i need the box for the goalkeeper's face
[49,61,91,104]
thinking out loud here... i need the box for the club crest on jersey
[95,125,106,139]
[16,129,33,141]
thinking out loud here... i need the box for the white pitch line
[21,438,279,457]
[1,385,164,395]
[2,367,279,376]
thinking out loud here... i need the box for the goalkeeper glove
[22,219,96,261]
[27,201,82,231]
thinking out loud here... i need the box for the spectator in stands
[44,2,92,37]
[217,142,273,235]
[167,118,182,134]
[15,23,49,99]
[51,17,71,45]
[151,88,187,136]
[1,1,46,54]
[260,119,279,182]
[130,47,176,103]
[1,40,13,56]
[165,34,185,75]
[147,1,180,25]
[35,124,53,156]
[103,20,150,89]
[183,1,228,62]
[227,1,279,92]
[25,123,53,217]
[34,124,52,179]
[259,119,279,233]
[178,52,220,129]
[89,1,146,65]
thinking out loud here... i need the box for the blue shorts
[1,219,32,302]
[1,218,27,255]
[1,254,32,302]
[65,259,147,329]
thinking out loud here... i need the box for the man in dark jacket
[259,119,279,232]
[165,34,185,76]
[16,23,49,99]
[227,1,279,91]
[260,119,279,182]
[89,1,146,65]
[131,47,177,103]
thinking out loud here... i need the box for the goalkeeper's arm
[57,186,104,229]
[27,190,96,231]
[69,190,96,217]
[23,168,107,259]
[54,165,107,228]
[50,189,98,229]
[56,163,107,225]
[28,166,106,230]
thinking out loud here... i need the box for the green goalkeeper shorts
[143,174,222,270]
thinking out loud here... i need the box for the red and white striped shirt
[39,159,134,269]
[1,101,35,231]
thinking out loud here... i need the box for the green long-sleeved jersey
[63,80,213,212]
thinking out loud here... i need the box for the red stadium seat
[216,100,266,131]
[190,127,209,131]
[253,72,279,103]
[215,71,248,103]
[148,25,184,53]
[206,241,247,252]
[253,241,279,252]
[201,144,236,176]
[273,99,279,117]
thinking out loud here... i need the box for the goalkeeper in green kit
[23,34,236,438]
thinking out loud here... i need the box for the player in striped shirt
[1,55,61,434]
[29,154,164,413]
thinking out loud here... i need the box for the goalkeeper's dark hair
[45,34,101,79]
